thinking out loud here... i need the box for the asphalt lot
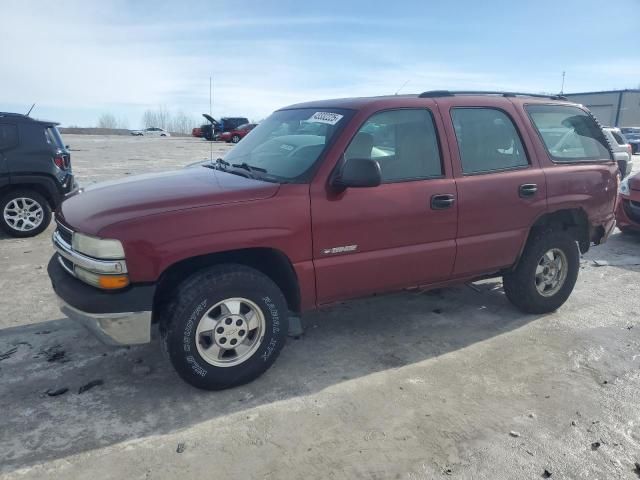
[0,135,639,479]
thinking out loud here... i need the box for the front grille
[623,200,640,223]
[56,222,73,245]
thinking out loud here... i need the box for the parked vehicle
[620,127,640,154]
[603,127,633,177]
[219,123,257,143]
[130,127,170,137]
[616,172,640,232]
[0,112,76,237]
[48,91,617,390]
[200,115,250,141]
[191,127,202,138]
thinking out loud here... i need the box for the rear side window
[345,109,442,182]
[611,131,627,145]
[526,105,611,162]
[451,108,528,174]
[0,124,18,150]
[45,126,65,149]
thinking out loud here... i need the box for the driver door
[310,107,458,304]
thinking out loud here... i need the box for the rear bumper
[47,256,155,345]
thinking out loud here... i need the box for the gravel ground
[0,135,639,479]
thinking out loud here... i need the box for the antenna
[560,71,566,94]
[209,76,213,163]
[394,80,409,95]
[25,103,35,116]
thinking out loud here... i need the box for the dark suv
[0,113,75,237]
[48,91,616,390]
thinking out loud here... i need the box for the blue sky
[1,0,639,127]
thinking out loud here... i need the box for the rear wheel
[503,231,579,314]
[231,134,241,144]
[161,264,289,390]
[0,189,52,237]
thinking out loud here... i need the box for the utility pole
[209,76,212,116]
[560,71,566,94]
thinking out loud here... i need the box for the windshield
[222,108,352,182]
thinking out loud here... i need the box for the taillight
[628,145,633,157]
[53,155,65,169]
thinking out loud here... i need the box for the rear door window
[0,124,18,150]
[451,108,528,174]
[526,105,612,162]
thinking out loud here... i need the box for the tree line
[97,107,200,134]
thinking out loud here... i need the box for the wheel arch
[512,208,590,270]
[152,247,301,322]
[0,178,59,209]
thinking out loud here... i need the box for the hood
[60,167,279,234]
[202,114,218,125]
[628,172,640,191]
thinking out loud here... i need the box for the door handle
[519,183,538,198]
[431,194,455,210]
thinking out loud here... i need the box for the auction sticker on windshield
[308,112,344,125]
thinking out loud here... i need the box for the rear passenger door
[0,124,19,188]
[439,99,547,277]
[311,107,458,304]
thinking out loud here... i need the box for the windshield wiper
[232,162,267,174]
[202,158,230,171]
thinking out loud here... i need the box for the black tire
[231,135,241,144]
[161,264,289,390]
[0,189,52,238]
[503,230,579,314]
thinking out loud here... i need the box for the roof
[280,91,574,111]
[563,89,640,96]
[0,112,59,125]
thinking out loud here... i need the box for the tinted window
[611,131,627,145]
[45,126,64,149]
[451,108,528,174]
[0,124,18,150]
[526,105,611,162]
[345,109,442,182]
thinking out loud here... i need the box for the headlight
[620,178,630,196]
[72,232,125,259]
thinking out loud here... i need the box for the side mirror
[332,157,382,190]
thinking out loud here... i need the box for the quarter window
[526,105,612,162]
[451,108,528,174]
[344,109,442,182]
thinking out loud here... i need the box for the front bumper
[48,256,155,345]
[616,195,640,231]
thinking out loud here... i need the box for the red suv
[219,123,257,143]
[48,91,617,390]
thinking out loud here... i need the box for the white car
[603,127,632,178]
[130,127,170,137]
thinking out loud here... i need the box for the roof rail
[418,90,568,101]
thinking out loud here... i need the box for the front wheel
[161,264,289,390]
[231,134,241,143]
[0,189,52,237]
[503,231,579,314]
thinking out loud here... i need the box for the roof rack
[418,90,568,101]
